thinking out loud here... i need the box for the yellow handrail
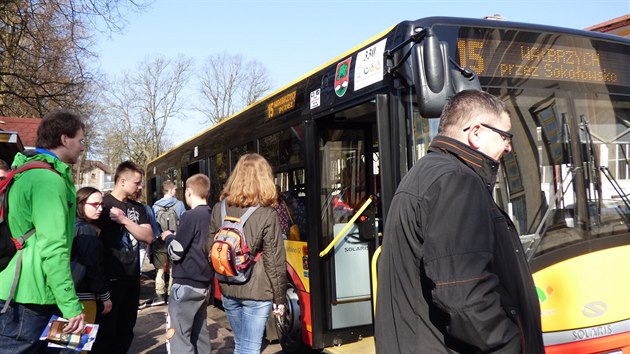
[319,195,374,258]
[371,245,382,313]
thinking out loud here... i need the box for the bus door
[315,106,381,344]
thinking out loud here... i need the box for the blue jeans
[0,300,60,354]
[221,295,272,354]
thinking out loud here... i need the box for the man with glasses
[375,90,544,353]
[93,161,153,354]
[0,110,87,353]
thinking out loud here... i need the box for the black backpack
[0,161,58,313]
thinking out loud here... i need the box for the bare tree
[97,55,193,168]
[0,0,149,117]
[198,52,272,124]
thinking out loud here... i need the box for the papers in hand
[39,315,99,351]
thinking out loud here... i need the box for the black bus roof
[148,16,630,165]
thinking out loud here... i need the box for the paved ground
[129,261,283,354]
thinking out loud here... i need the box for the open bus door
[303,103,382,351]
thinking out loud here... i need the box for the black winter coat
[71,219,110,302]
[375,136,544,354]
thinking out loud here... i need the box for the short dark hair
[0,159,9,171]
[36,109,86,149]
[76,186,101,220]
[114,160,144,183]
[438,90,509,132]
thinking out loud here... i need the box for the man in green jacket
[0,110,87,353]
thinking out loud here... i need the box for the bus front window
[485,88,630,258]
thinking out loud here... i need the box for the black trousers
[91,279,140,354]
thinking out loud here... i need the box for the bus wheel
[278,284,304,353]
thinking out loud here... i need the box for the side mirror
[412,29,452,118]
[412,28,481,118]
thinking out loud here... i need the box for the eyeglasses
[85,202,103,208]
[464,123,513,143]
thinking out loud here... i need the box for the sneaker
[150,294,166,306]
[138,299,150,310]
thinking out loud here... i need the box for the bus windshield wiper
[524,168,577,261]
[581,115,630,215]
[599,166,630,213]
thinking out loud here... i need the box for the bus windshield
[504,91,630,259]
[413,24,630,261]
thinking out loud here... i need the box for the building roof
[0,116,41,147]
[77,160,112,174]
[585,14,630,37]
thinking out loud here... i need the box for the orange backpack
[209,201,260,284]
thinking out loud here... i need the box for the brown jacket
[208,202,288,305]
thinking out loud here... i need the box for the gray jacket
[208,202,288,305]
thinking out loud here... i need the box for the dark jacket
[375,136,544,354]
[164,205,213,289]
[71,219,111,303]
[207,202,288,305]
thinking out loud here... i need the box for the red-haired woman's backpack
[209,201,260,284]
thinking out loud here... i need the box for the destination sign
[456,36,630,86]
[267,90,297,119]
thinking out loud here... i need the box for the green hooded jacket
[0,152,82,318]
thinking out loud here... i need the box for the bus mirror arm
[386,27,481,117]
[384,28,428,76]
[449,57,475,78]
[319,195,375,258]
[449,57,482,92]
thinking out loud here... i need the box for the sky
[95,0,629,145]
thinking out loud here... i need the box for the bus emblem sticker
[334,57,352,97]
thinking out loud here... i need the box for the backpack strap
[239,205,260,224]
[240,205,261,260]
[10,229,36,251]
[220,199,227,220]
[1,229,35,313]
[1,247,26,313]
[220,200,260,222]
[220,200,262,260]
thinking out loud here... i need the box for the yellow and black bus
[146,16,630,354]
